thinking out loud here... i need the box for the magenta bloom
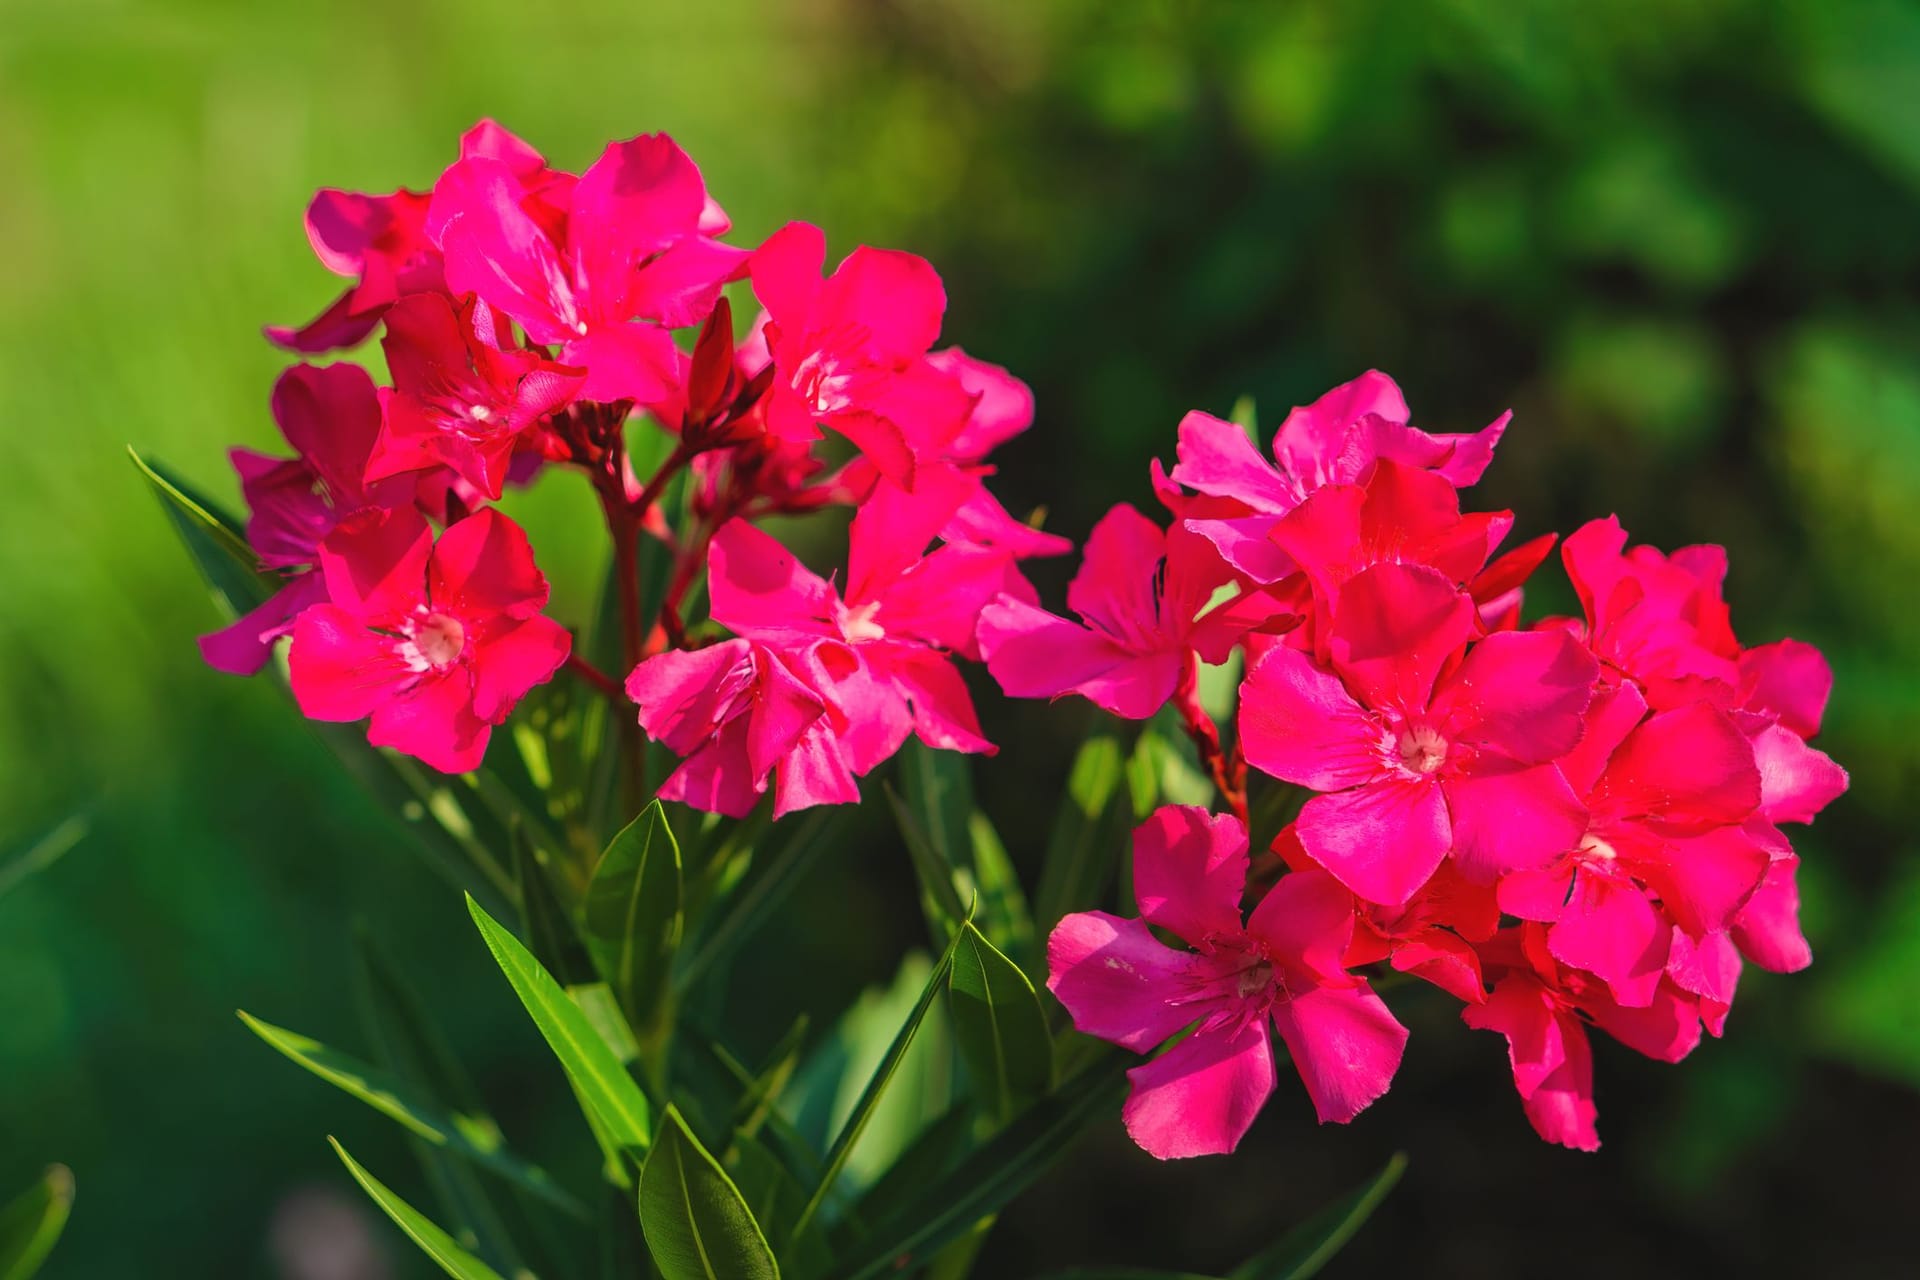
[1496,684,1767,1008]
[288,507,570,773]
[1167,372,1507,580]
[432,133,748,406]
[628,639,853,819]
[977,504,1241,720]
[199,364,414,675]
[1241,562,1597,905]
[1048,807,1408,1158]
[749,221,971,486]
[703,474,1005,767]
[364,293,584,500]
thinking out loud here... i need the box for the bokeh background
[4,0,1918,1275]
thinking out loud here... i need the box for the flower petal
[1121,1019,1275,1159]
[1270,983,1408,1124]
[1046,911,1198,1053]
[1132,806,1250,945]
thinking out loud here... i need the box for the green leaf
[0,1165,73,1280]
[1034,734,1130,929]
[947,922,1053,1121]
[1228,1152,1406,1280]
[238,1011,586,1219]
[725,1134,827,1276]
[1229,394,1260,441]
[831,1054,1130,1280]
[964,811,1036,972]
[1127,723,1213,821]
[585,801,684,1034]
[329,1138,507,1280]
[467,894,654,1162]
[129,446,274,616]
[0,815,86,902]
[638,1107,780,1280]
[840,1102,974,1232]
[885,784,967,940]
[349,925,529,1267]
[900,740,973,881]
[676,808,840,994]
[789,923,968,1247]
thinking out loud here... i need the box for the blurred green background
[4,0,1918,1275]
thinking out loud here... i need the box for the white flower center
[837,599,886,644]
[404,611,467,671]
[1395,723,1448,775]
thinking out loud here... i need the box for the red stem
[566,653,625,705]
[1174,650,1248,825]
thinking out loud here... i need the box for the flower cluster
[210,123,1845,1162]
[212,121,1059,798]
[1023,374,1847,1154]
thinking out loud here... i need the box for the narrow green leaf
[129,446,274,616]
[349,925,529,1266]
[585,801,684,1032]
[638,1107,780,1280]
[964,811,1035,971]
[1034,735,1129,928]
[0,1165,73,1280]
[832,1054,1130,1280]
[900,740,973,878]
[468,894,654,1160]
[947,922,1053,1121]
[789,923,968,1246]
[885,784,966,939]
[0,816,86,902]
[1127,723,1214,821]
[724,1135,825,1275]
[676,808,840,995]
[841,1102,973,1232]
[1228,1152,1406,1280]
[329,1139,507,1280]
[238,1012,586,1218]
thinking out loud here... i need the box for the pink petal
[1547,869,1668,1007]
[264,288,384,353]
[631,235,753,330]
[818,245,946,359]
[771,720,863,818]
[1122,1019,1275,1159]
[747,648,834,779]
[707,520,836,639]
[430,509,551,620]
[1463,971,1568,1101]
[368,671,492,774]
[199,573,327,676]
[1749,723,1848,825]
[1046,911,1199,1052]
[1065,505,1167,643]
[1168,410,1296,512]
[927,347,1034,461]
[1556,678,1649,797]
[880,647,994,756]
[628,640,753,753]
[847,467,976,605]
[1596,701,1760,829]
[1238,644,1382,792]
[799,644,912,776]
[748,221,826,327]
[1730,854,1811,973]
[1327,563,1477,712]
[941,485,1075,560]
[977,596,1169,720]
[1737,638,1833,738]
[1295,777,1450,907]
[1272,371,1410,481]
[318,508,433,625]
[1430,630,1597,767]
[1444,765,1587,882]
[1496,860,1577,924]
[567,134,709,304]
[288,603,411,722]
[562,323,681,406]
[1585,979,1705,1062]
[659,718,762,819]
[470,614,570,722]
[1389,930,1487,1004]
[1245,867,1359,980]
[1131,806,1250,945]
[459,119,546,174]
[272,363,385,502]
[1634,826,1770,937]
[431,157,571,343]
[1270,983,1408,1124]
[1666,928,1741,1037]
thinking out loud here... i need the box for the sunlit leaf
[585,800,683,1035]
[0,1165,73,1280]
[1035,734,1130,933]
[638,1107,780,1280]
[330,1138,507,1280]
[948,922,1053,1121]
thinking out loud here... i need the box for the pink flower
[1495,684,1767,1008]
[199,364,414,675]
[1047,807,1408,1158]
[977,504,1244,720]
[364,293,585,500]
[431,133,748,406]
[1466,923,1704,1151]
[267,119,554,354]
[1240,563,1597,905]
[628,639,855,819]
[287,507,570,773]
[749,221,972,487]
[1166,372,1507,580]
[702,472,1006,770]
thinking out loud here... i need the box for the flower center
[837,599,886,644]
[1395,723,1448,775]
[405,611,467,671]
[1578,833,1619,863]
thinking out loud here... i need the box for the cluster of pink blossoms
[212,123,1845,1160]
[212,120,1059,786]
[1028,377,1847,1155]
